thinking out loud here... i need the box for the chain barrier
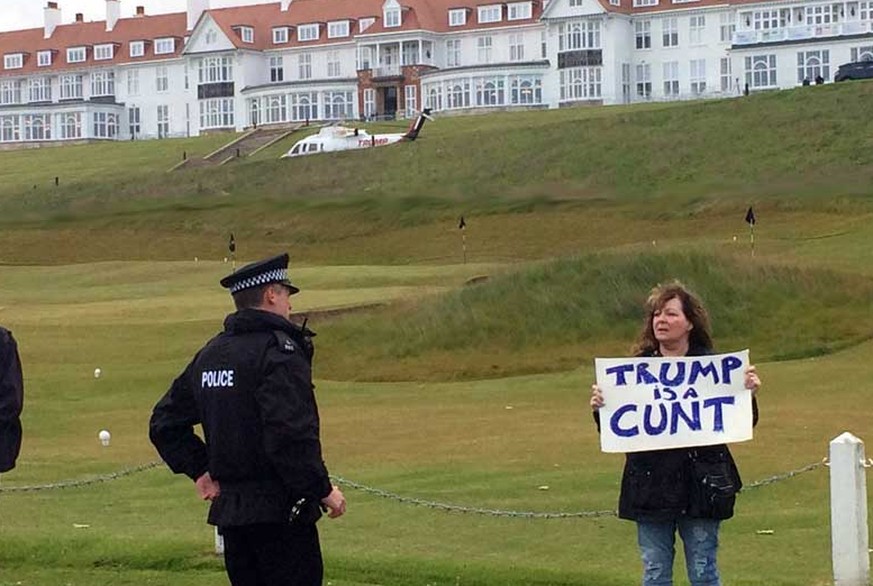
[0,459,831,518]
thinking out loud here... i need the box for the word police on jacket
[202,369,235,389]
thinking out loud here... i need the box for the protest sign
[594,350,753,453]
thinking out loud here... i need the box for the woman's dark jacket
[594,344,758,522]
[0,327,23,473]
[149,309,331,527]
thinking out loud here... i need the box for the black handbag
[688,448,742,519]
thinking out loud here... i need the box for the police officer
[149,253,346,586]
[0,325,24,474]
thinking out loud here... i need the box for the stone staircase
[171,124,303,170]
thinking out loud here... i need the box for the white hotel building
[0,0,871,145]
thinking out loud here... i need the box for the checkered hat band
[230,268,288,293]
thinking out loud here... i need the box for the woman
[590,281,760,586]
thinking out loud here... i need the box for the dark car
[834,61,873,82]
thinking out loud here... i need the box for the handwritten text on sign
[594,350,753,453]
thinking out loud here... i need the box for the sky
[0,0,273,32]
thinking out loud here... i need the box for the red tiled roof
[0,12,186,79]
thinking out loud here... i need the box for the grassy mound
[316,251,873,381]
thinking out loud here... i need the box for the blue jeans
[637,518,721,586]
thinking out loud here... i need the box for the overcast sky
[0,0,273,32]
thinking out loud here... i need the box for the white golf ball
[94,368,102,378]
[98,430,111,446]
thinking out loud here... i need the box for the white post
[214,526,224,555]
[830,432,870,586]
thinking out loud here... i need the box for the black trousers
[221,522,323,586]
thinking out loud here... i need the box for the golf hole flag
[594,350,754,453]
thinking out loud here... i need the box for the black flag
[228,233,236,253]
[458,216,466,230]
[744,207,756,226]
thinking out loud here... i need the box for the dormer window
[298,24,319,41]
[130,41,145,57]
[478,4,502,23]
[328,20,350,38]
[37,51,53,67]
[449,9,467,26]
[384,0,402,27]
[67,47,86,63]
[240,26,254,43]
[154,38,175,55]
[3,53,24,70]
[360,17,376,31]
[273,27,289,43]
[94,44,114,60]
[508,2,532,20]
[206,29,218,44]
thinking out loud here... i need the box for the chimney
[187,0,209,31]
[75,12,84,23]
[44,2,61,39]
[281,0,292,10]
[136,5,145,16]
[106,0,120,31]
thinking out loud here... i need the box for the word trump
[594,351,753,453]
[202,369,234,389]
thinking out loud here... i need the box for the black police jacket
[149,309,332,527]
[0,327,23,473]
[595,345,758,523]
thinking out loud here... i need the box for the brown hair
[632,281,713,356]
[231,283,273,310]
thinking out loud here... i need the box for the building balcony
[733,20,873,46]
[372,64,402,78]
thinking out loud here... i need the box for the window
[1,115,21,142]
[510,33,525,61]
[24,114,52,140]
[663,61,679,96]
[510,76,542,104]
[38,51,52,67]
[478,5,502,23]
[157,105,169,138]
[4,54,24,69]
[266,95,287,123]
[200,98,234,128]
[805,4,836,25]
[475,77,504,106]
[402,41,420,65]
[508,2,532,20]
[752,10,784,30]
[95,44,114,60]
[690,58,706,94]
[446,39,461,67]
[270,56,284,82]
[425,85,442,111]
[719,13,735,43]
[363,88,376,118]
[851,46,873,62]
[449,9,467,26]
[61,113,82,139]
[635,21,652,49]
[404,85,417,117]
[634,0,658,6]
[384,8,401,27]
[446,80,470,109]
[797,50,829,84]
[662,18,678,47]
[126,69,139,96]
[636,63,652,98]
[28,77,52,102]
[327,51,341,77]
[93,112,118,139]
[745,54,776,88]
[298,24,319,41]
[323,91,353,119]
[290,92,318,121]
[720,57,733,92]
[477,36,493,63]
[273,27,289,44]
[206,29,218,44]
[60,74,83,99]
[91,71,115,97]
[198,57,233,83]
[559,21,601,50]
[67,47,86,63]
[155,38,175,55]
[689,15,705,45]
[130,41,145,57]
[328,21,349,38]
[559,67,602,100]
[240,27,254,43]
[360,17,376,32]
[0,80,22,105]
[298,53,311,79]
[156,66,169,92]
[128,107,140,139]
[861,1,873,21]
[541,30,547,58]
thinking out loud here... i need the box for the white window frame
[663,61,679,96]
[636,63,652,98]
[4,54,24,70]
[634,0,658,6]
[720,57,733,92]
[90,71,115,97]
[154,38,175,55]
[796,50,830,84]
[60,74,83,100]
[37,51,52,67]
[449,9,467,26]
[156,65,169,93]
[240,27,254,44]
[67,47,86,63]
[719,13,735,43]
[270,55,284,82]
[745,54,777,88]
[404,84,417,118]
[327,51,342,77]
[559,67,601,101]
[273,27,289,44]
[130,41,145,57]
[363,88,376,118]
[298,53,312,79]
[509,33,525,61]
[94,44,114,61]
[477,36,493,63]
[508,2,532,20]
[690,58,706,94]
[360,17,376,31]
[28,77,52,102]
[478,5,502,23]
[298,24,319,41]
[446,39,461,67]
[328,21,350,38]
[689,15,706,45]
[384,8,402,27]
[127,69,140,96]
[157,104,170,138]
[635,20,652,49]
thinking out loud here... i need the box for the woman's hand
[744,365,761,396]
[590,384,604,411]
